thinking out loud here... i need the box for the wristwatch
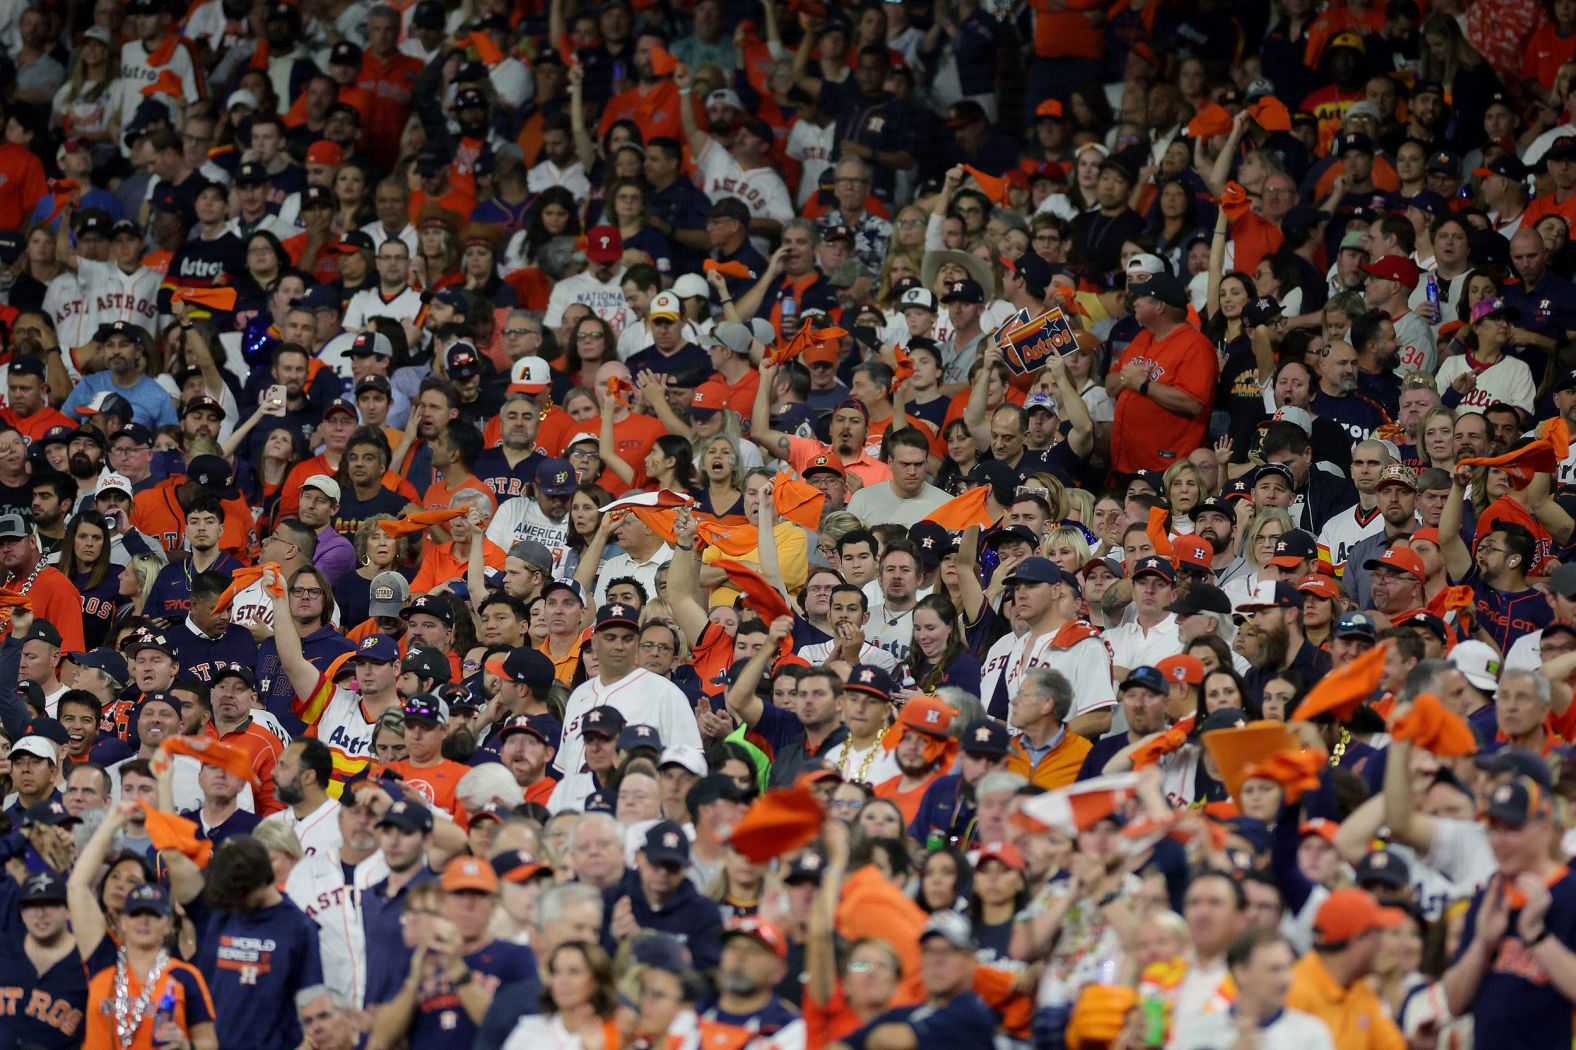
[1138,377,1151,397]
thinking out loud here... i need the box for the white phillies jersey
[486,498,570,577]
[694,139,793,226]
[555,667,701,776]
[76,259,162,337]
[1317,504,1384,577]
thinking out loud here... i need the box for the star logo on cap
[609,604,627,617]
[801,853,821,870]
[974,726,992,742]
[391,801,408,814]
[664,832,679,848]
[1494,784,1513,802]
[859,669,874,683]
[950,280,965,292]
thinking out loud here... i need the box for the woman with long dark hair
[239,230,291,301]
[58,510,120,650]
[907,594,980,694]
[936,418,983,495]
[509,186,582,270]
[68,800,156,976]
[239,425,309,530]
[502,941,620,1049]
[969,845,1029,965]
[561,483,616,584]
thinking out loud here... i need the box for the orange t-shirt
[422,474,499,513]
[873,770,942,825]
[206,717,286,815]
[598,79,690,144]
[382,755,472,824]
[83,958,215,1050]
[409,537,507,594]
[539,634,585,684]
[713,370,761,420]
[132,480,256,565]
[0,404,75,444]
[1,565,83,651]
[802,986,867,1050]
[1110,323,1218,474]
[1228,211,1287,279]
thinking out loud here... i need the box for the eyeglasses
[848,960,892,974]
[898,218,925,228]
[567,448,599,459]
[504,327,540,337]
[290,587,324,598]
[640,641,674,653]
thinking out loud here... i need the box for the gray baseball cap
[368,571,411,618]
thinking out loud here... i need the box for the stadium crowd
[8,0,1576,1048]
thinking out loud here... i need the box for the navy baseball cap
[618,724,663,752]
[1120,666,1169,694]
[595,603,640,632]
[844,664,895,702]
[1130,555,1176,583]
[580,707,627,738]
[353,634,400,662]
[1005,557,1080,594]
[535,458,577,497]
[641,820,691,865]
[961,719,1010,756]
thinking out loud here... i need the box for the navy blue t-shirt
[362,867,437,1007]
[0,938,89,1048]
[409,940,537,1050]
[843,992,999,1050]
[626,341,712,379]
[1455,866,1576,1050]
[146,552,246,620]
[1460,565,1554,654]
[475,448,545,504]
[700,996,801,1038]
[191,896,323,1050]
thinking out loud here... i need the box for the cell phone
[266,384,284,405]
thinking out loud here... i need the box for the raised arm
[953,525,986,623]
[597,396,637,485]
[567,64,597,171]
[1043,351,1092,458]
[633,371,693,438]
[68,800,137,958]
[572,513,618,598]
[749,361,798,461]
[1205,207,1229,323]
[1438,465,1474,581]
[1381,730,1438,855]
[667,508,711,646]
[267,563,326,701]
[725,616,787,728]
[735,247,787,322]
[1205,111,1250,196]
[673,66,711,161]
[964,344,1001,449]
[805,817,848,1007]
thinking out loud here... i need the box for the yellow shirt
[701,520,809,604]
[539,634,585,684]
[1286,951,1405,1050]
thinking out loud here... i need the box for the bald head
[1318,339,1359,395]
[1510,228,1547,284]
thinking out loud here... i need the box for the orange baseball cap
[1157,654,1205,685]
[722,915,788,960]
[1297,574,1340,600]
[441,855,499,894]
[1364,546,1426,580]
[1035,99,1065,120]
[801,342,840,366]
[1174,535,1213,570]
[1300,818,1339,845]
[975,841,1026,873]
[898,695,958,737]
[1410,527,1441,546]
[1313,887,1403,945]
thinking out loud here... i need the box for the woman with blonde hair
[694,433,745,521]
[114,553,164,623]
[1163,460,1208,528]
[1222,508,1294,606]
[1420,405,1458,472]
[1061,487,1095,526]
[1042,524,1092,575]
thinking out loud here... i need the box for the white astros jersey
[695,139,793,224]
[75,258,162,337]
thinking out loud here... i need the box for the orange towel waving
[604,373,635,408]
[1145,505,1174,561]
[1129,724,1189,770]
[467,30,503,65]
[717,560,792,625]
[139,802,213,867]
[1390,693,1478,757]
[162,736,258,786]
[962,165,1011,207]
[767,320,846,366]
[728,784,822,863]
[1247,95,1292,132]
[212,562,284,611]
[696,519,760,557]
[890,345,915,393]
[1291,640,1389,723]
[378,508,466,537]
[648,43,679,76]
[1185,103,1233,138]
[704,259,755,280]
[1237,748,1327,804]
[1217,180,1252,219]
[140,69,185,98]
[922,486,995,530]
[0,587,31,610]
[772,472,826,530]
[172,287,239,312]
[836,865,927,1006]
[1461,437,1563,488]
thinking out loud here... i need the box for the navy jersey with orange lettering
[474,447,545,503]
[1462,566,1554,653]
[1453,866,1576,1049]
[0,939,88,1048]
[191,896,323,1050]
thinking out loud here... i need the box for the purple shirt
[314,525,356,586]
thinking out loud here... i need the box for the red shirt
[383,756,472,824]
[1110,322,1218,474]
[355,51,424,165]
[0,404,75,444]
[1,565,83,652]
[0,143,45,230]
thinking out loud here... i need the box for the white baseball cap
[707,89,743,111]
[95,472,133,499]
[509,356,550,394]
[1127,253,1167,277]
[899,287,938,312]
[303,474,341,502]
[1270,405,1314,436]
[1448,639,1501,692]
[673,274,709,299]
[11,735,56,763]
[658,744,707,777]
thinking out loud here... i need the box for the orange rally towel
[1291,640,1389,722]
[1390,692,1478,757]
[378,508,466,537]
[772,472,826,530]
[139,802,213,867]
[922,486,995,530]
[172,287,239,311]
[162,736,258,786]
[1237,748,1327,804]
[716,560,792,625]
[212,562,284,611]
[962,165,1012,207]
[728,784,822,863]
[704,259,755,280]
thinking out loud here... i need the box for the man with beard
[0,513,82,651]
[481,647,557,741]
[112,694,202,811]
[873,696,958,824]
[701,917,803,1043]
[497,713,558,807]
[61,425,107,503]
[1343,465,1421,608]
[487,457,575,577]
[146,496,243,618]
[62,322,175,428]
[393,378,460,500]
[264,738,344,859]
[401,597,464,687]
[0,872,88,1048]
[1310,338,1390,443]
[254,564,355,737]
[753,363,892,486]
[1236,581,1333,705]
[996,558,1115,736]
[475,392,545,503]
[908,719,1009,848]
[360,798,444,1011]
[1440,483,1554,652]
